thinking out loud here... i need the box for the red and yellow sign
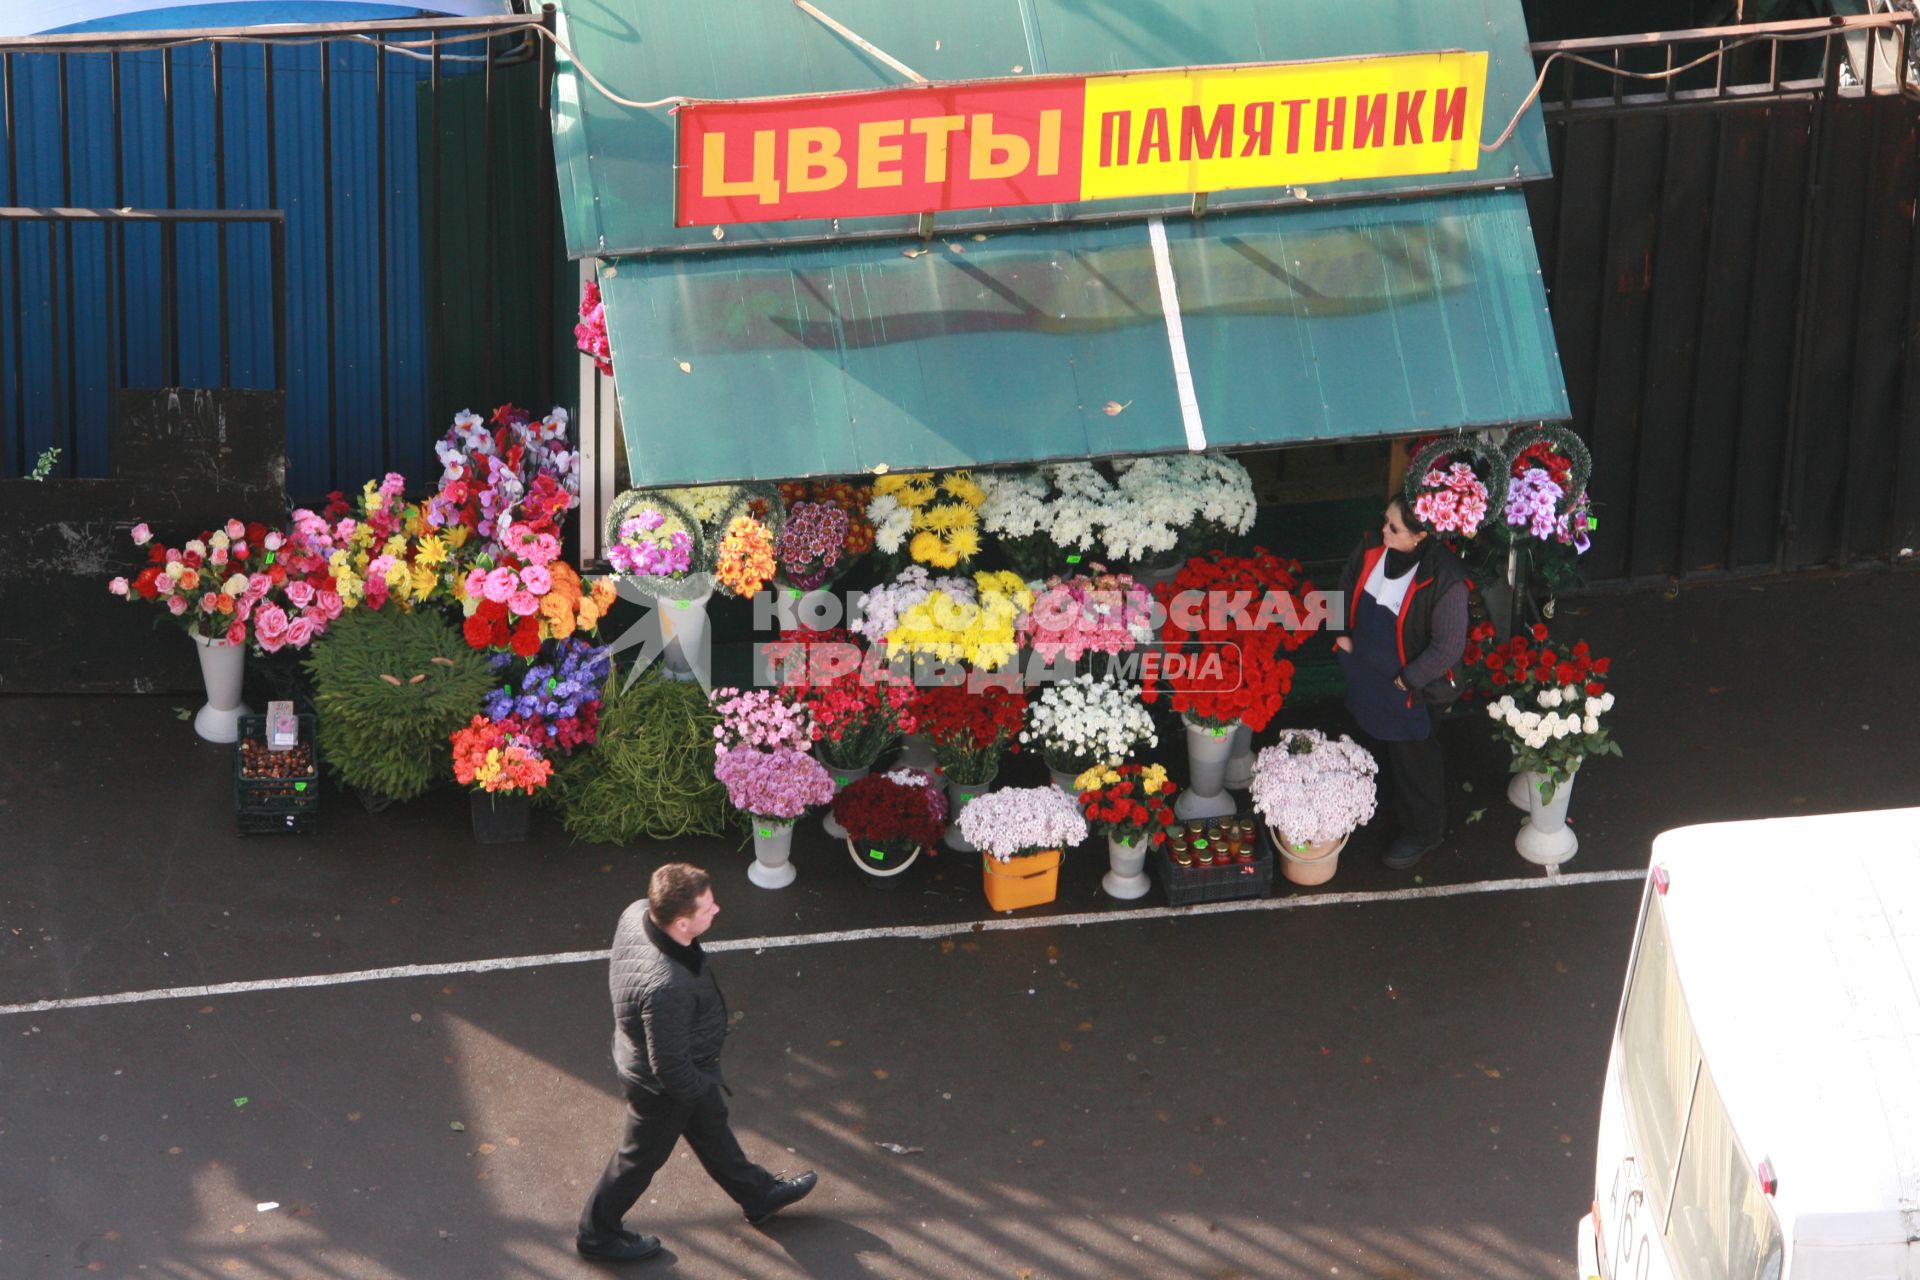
[675,51,1487,227]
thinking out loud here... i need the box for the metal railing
[1530,11,1918,111]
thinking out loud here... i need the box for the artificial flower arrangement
[482,638,611,756]
[459,521,615,656]
[1465,622,1620,802]
[830,767,949,850]
[109,518,336,650]
[955,784,1088,861]
[1499,424,1596,592]
[867,469,986,570]
[1404,435,1506,541]
[708,686,814,757]
[1248,730,1379,848]
[282,475,459,618]
[1141,547,1318,732]
[772,500,852,592]
[576,279,612,376]
[882,569,1033,671]
[605,483,783,600]
[1018,566,1155,667]
[1073,762,1180,849]
[778,479,876,566]
[426,404,579,555]
[450,712,555,795]
[1021,673,1159,774]
[714,745,835,826]
[913,683,1027,786]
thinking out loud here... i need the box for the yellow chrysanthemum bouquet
[884,569,1033,671]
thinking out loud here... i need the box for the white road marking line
[0,869,1644,1017]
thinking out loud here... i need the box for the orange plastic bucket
[981,848,1063,911]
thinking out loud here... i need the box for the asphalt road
[2,568,1916,1279]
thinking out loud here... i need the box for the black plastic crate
[1153,815,1274,906]
[235,713,319,836]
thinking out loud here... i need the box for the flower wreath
[603,486,711,599]
[1500,423,1591,515]
[1403,435,1508,540]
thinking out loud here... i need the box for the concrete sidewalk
[0,569,1915,1278]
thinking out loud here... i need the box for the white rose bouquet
[1486,685,1621,803]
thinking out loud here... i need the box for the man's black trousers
[579,1085,778,1241]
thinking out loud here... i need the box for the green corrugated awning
[551,0,1569,486]
[599,189,1568,486]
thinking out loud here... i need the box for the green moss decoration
[303,608,495,802]
[548,671,726,844]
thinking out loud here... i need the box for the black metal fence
[1528,12,1920,583]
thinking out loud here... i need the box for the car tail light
[1758,1158,1777,1195]
[1591,1199,1608,1274]
[1652,865,1670,895]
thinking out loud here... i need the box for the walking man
[577,863,817,1262]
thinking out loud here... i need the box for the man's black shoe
[576,1230,663,1262]
[744,1171,818,1225]
[1381,836,1440,871]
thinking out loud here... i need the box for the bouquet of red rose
[830,767,948,849]
[1462,621,1612,701]
[1142,547,1318,732]
[913,683,1026,786]
[1073,762,1180,848]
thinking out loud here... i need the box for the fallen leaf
[960,941,979,952]
[939,940,955,954]
[87,1264,106,1272]
[1102,399,1133,416]
[828,1039,844,1048]
[972,233,988,241]
[1012,64,1025,73]
[1188,1161,1205,1176]
[1559,1133,1573,1144]
[1058,1041,1073,1052]
[1466,808,1486,824]
[1076,1021,1093,1031]
[477,1143,497,1155]
[1154,1110,1171,1122]
[449,1121,466,1131]
[1019,1270,1035,1280]
[1361,1055,1374,1065]
[1553,960,1568,973]
[200,1006,214,1014]
[174,707,193,721]
[388,896,401,905]
[167,1146,182,1155]
[676,360,692,373]
[711,227,725,241]
[903,248,928,259]
[947,242,965,254]
[230,1225,247,1235]
[1483,1067,1502,1079]
[934,39,941,50]
[346,1112,361,1122]
[1030,1138,1047,1148]
[872,1069,890,1080]
[1461,781,1474,793]
[233,1097,249,1108]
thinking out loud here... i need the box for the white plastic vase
[1175,716,1239,821]
[1101,833,1151,900]
[659,589,712,682]
[1516,765,1580,866]
[1048,764,1083,796]
[748,821,797,889]
[820,763,872,840]
[191,632,251,744]
[1223,723,1255,790]
[943,777,995,852]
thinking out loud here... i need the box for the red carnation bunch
[1462,621,1612,701]
[767,631,920,770]
[913,684,1026,785]
[1141,547,1318,732]
[1074,762,1180,848]
[830,770,948,848]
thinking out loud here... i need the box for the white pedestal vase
[1223,723,1255,790]
[1175,717,1239,821]
[191,633,252,744]
[747,821,798,889]
[1515,767,1580,866]
[820,763,872,839]
[943,777,995,853]
[658,589,712,682]
[1101,833,1151,900]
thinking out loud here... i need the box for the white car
[1578,807,1920,1280]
